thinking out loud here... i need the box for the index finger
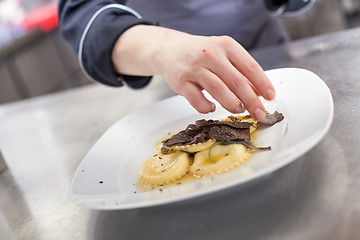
[227,42,275,101]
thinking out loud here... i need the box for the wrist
[112,25,180,76]
[148,27,192,77]
[111,25,158,75]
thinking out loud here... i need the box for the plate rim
[70,67,334,210]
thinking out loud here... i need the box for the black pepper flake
[160,188,163,192]
[134,191,137,194]
[81,170,84,173]
[196,169,200,171]
[177,182,182,185]
[99,180,104,184]
[159,157,162,159]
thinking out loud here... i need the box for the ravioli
[190,143,250,178]
[138,152,191,186]
[137,112,284,190]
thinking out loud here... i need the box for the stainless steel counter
[1,27,360,240]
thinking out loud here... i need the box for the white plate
[71,68,333,210]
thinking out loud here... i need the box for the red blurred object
[21,2,58,32]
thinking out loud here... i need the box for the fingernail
[267,89,275,100]
[254,108,266,121]
[234,105,243,114]
[210,103,216,112]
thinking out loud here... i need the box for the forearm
[112,25,189,76]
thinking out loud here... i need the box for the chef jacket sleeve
[58,0,157,88]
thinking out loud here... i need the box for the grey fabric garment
[126,0,288,50]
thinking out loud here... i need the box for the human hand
[155,31,275,121]
[112,26,275,121]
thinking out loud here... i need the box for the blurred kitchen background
[0,0,360,105]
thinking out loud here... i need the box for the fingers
[178,82,216,114]
[198,36,275,120]
[173,70,245,115]
[196,69,244,114]
[199,62,265,120]
[160,34,274,120]
[246,79,261,96]
[199,51,265,119]
[226,41,275,101]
